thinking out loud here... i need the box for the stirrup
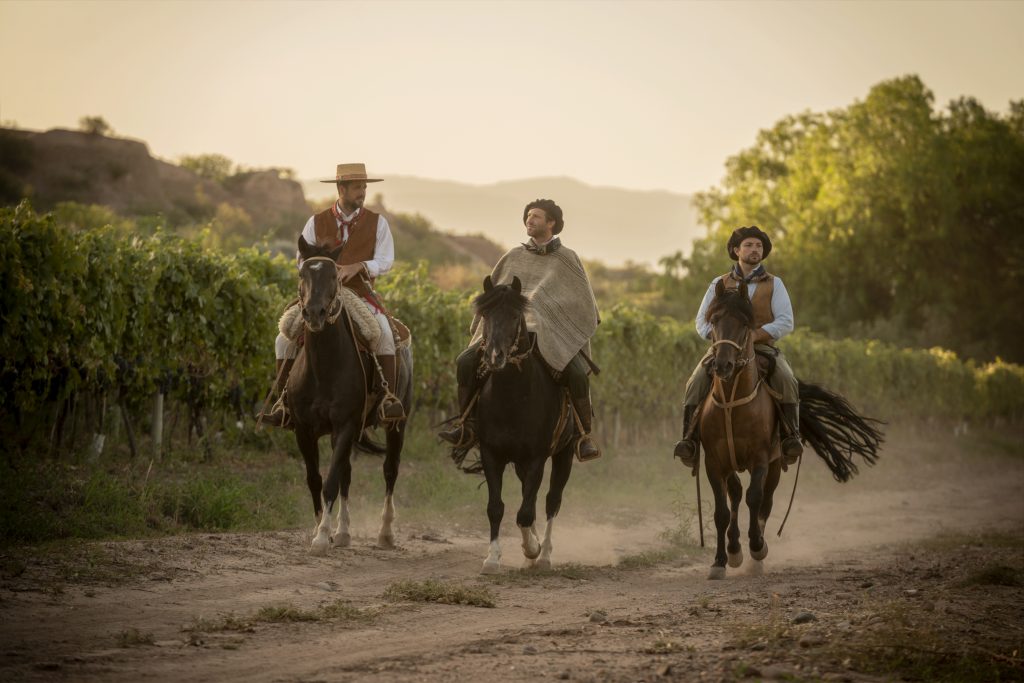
[575,435,601,462]
[781,435,803,465]
[673,439,697,468]
[439,422,474,447]
[378,394,405,424]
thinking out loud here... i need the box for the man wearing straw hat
[260,162,404,426]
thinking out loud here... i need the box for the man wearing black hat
[673,226,803,467]
[438,199,602,462]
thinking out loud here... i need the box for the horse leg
[726,473,744,568]
[514,460,544,565]
[758,461,783,538]
[377,421,404,549]
[747,464,769,562]
[709,477,731,580]
[296,428,325,548]
[330,425,358,548]
[481,453,505,574]
[536,447,574,570]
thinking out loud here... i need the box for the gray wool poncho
[471,240,600,372]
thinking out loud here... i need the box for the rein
[709,330,760,473]
[299,256,345,327]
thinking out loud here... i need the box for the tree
[689,76,1023,362]
[78,116,112,136]
[180,154,234,183]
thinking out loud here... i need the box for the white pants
[275,302,395,360]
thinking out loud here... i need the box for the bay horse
[289,236,412,555]
[469,275,576,574]
[700,279,881,579]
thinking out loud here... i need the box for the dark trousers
[456,341,590,400]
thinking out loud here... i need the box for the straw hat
[319,163,383,183]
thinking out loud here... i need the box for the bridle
[479,317,535,374]
[299,256,345,327]
[710,326,754,371]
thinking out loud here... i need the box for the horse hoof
[522,557,537,570]
[750,543,768,561]
[332,532,351,548]
[376,534,395,549]
[310,536,330,556]
[727,551,744,568]
[747,559,765,577]
[481,560,502,575]
[533,557,552,571]
[708,566,727,580]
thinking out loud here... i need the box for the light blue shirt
[695,275,795,341]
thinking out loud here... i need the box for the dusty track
[2,434,1023,682]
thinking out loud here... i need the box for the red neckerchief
[329,202,362,245]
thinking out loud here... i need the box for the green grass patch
[186,599,372,633]
[383,579,496,607]
[115,628,155,647]
[479,562,604,585]
[956,564,1023,588]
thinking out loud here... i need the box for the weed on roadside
[115,628,155,647]
[384,579,495,607]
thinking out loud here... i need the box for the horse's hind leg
[536,447,574,570]
[377,421,404,549]
[747,464,768,562]
[726,473,744,568]
[481,453,505,574]
[514,460,544,565]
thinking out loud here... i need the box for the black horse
[471,275,576,573]
[290,236,412,555]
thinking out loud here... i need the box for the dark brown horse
[700,279,881,579]
[289,236,412,555]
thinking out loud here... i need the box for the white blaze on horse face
[309,262,324,271]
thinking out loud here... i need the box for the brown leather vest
[721,270,775,343]
[313,207,380,300]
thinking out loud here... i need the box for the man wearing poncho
[439,199,602,461]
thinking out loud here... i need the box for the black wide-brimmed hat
[727,225,772,261]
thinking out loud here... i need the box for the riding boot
[781,402,803,465]
[571,395,601,462]
[673,404,699,468]
[377,354,406,422]
[257,358,294,428]
[438,384,477,447]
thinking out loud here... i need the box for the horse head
[706,279,754,382]
[297,235,344,333]
[474,275,528,372]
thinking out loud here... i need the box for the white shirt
[296,203,395,277]
[695,274,795,341]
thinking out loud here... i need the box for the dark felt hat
[727,225,772,261]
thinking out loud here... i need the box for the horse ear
[328,244,343,264]
[715,278,726,298]
[298,235,314,260]
[483,275,493,292]
[511,276,522,293]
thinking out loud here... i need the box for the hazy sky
[1,0,1021,194]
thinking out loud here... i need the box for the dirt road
[2,434,1023,682]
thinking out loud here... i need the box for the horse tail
[798,379,884,483]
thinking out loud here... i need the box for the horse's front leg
[709,475,731,580]
[514,460,544,566]
[296,428,328,554]
[377,421,405,548]
[747,464,768,564]
[481,452,505,574]
[536,447,574,570]
[315,423,355,552]
[726,472,744,568]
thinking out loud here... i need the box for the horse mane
[473,284,528,318]
[705,287,753,326]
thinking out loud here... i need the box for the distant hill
[1,127,310,238]
[305,175,702,268]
